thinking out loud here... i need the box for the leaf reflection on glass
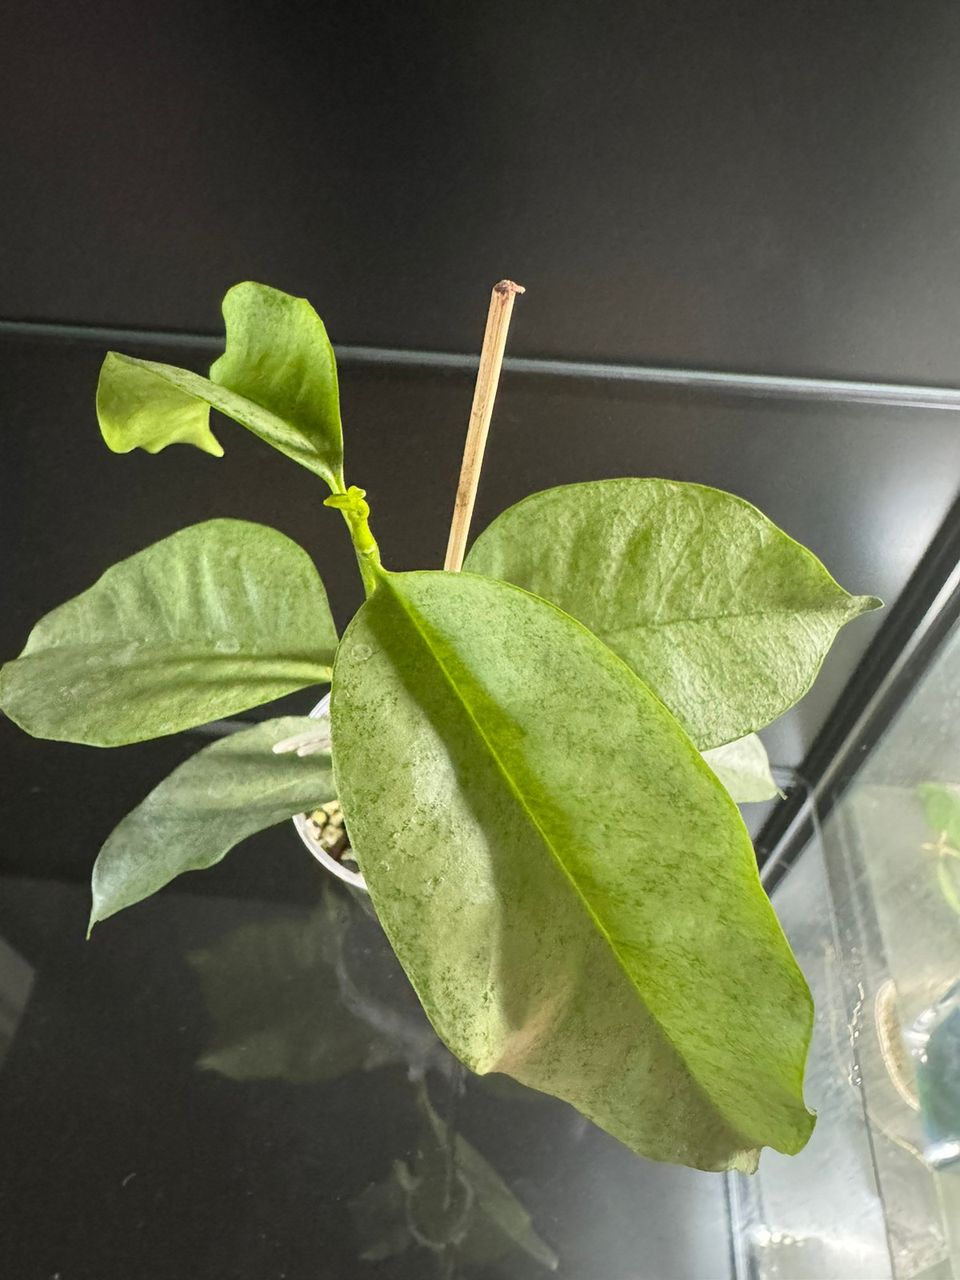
[349,1081,558,1274]
[187,884,451,1082]
[918,782,960,919]
[189,885,557,1274]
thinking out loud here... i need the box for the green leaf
[464,479,881,749]
[90,716,335,929]
[919,782,960,849]
[702,734,782,804]
[0,520,336,745]
[331,570,814,1171]
[97,282,344,489]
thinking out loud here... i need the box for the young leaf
[0,520,336,745]
[90,716,335,930]
[464,479,881,749]
[702,734,781,804]
[97,282,344,489]
[331,570,814,1172]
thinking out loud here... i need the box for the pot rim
[292,692,368,892]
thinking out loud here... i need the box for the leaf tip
[196,433,225,459]
[88,889,116,938]
[856,594,884,616]
[731,1146,762,1175]
[88,873,110,938]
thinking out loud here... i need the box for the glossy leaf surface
[90,716,335,929]
[465,479,881,748]
[98,282,344,488]
[0,520,335,745]
[332,570,814,1171]
[702,734,781,803]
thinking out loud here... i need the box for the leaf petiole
[325,485,385,598]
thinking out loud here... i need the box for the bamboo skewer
[443,279,525,572]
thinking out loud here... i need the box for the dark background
[5,0,960,381]
[2,4,960,1277]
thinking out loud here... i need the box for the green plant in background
[919,783,960,917]
[0,282,881,1172]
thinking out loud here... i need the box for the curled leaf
[97,282,344,488]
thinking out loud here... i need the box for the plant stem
[324,486,384,598]
[443,280,525,573]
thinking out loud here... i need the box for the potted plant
[0,279,880,1174]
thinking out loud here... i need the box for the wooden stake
[443,279,525,572]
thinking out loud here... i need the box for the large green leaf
[702,734,781,804]
[0,520,335,745]
[97,282,344,489]
[331,570,814,1171]
[465,479,881,749]
[90,716,335,929]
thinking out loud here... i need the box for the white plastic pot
[291,692,368,892]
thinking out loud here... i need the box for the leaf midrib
[129,355,334,478]
[386,576,732,1122]
[20,642,330,668]
[10,645,335,686]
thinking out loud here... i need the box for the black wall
[2,10,960,1278]
[5,0,960,379]
[3,0,960,863]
